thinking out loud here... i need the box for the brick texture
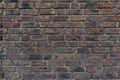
[0,0,120,80]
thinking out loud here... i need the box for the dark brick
[29,54,43,60]
[44,55,52,60]
[21,2,30,9]
[10,0,18,2]
[73,67,85,72]
[0,54,5,60]
[0,35,3,41]
[77,48,90,54]
[85,2,97,8]
[58,73,73,79]
[0,73,4,78]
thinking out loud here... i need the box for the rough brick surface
[0,0,120,80]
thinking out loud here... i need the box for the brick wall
[0,0,120,80]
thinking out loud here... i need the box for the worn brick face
[0,0,120,80]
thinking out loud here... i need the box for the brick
[8,28,21,34]
[52,67,68,72]
[85,9,101,15]
[31,61,46,66]
[71,15,86,22]
[2,16,15,22]
[52,54,69,60]
[22,73,34,79]
[72,66,85,72]
[4,0,18,2]
[5,9,20,15]
[74,73,90,79]
[100,73,118,79]
[0,54,5,60]
[34,2,51,9]
[3,34,20,41]
[29,54,43,60]
[87,28,104,34]
[17,16,33,21]
[92,47,110,54]
[58,0,74,3]
[33,66,51,72]
[44,54,52,60]
[66,9,84,15]
[106,28,120,34]
[21,9,38,15]
[85,2,97,8]
[31,35,46,41]
[85,21,100,28]
[71,3,79,9]
[34,15,51,22]
[47,61,64,66]
[106,16,120,21]
[98,35,117,41]
[47,22,66,28]
[0,73,4,79]
[21,34,30,41]
[20,22,37,28]
[57,73,73,79]
[97,41,114,47]
[39,9,55,15]
[53,16,70,22]
[101,9,119,15]
[0,35,3,41]
[66,35,83,41]
[0,3,6,8]
[35,73,56,79]
[85,35,98,41]
[77,48,90,54]
[48,36,64,41]
[87,15,105,21]
[101,22,116,28]
[52,3,69,9]
[56,47,75,54]
[65,60,82,66]
[3,22,20,28]
[79,41,96,47]
[6,3,17,8]
[36,41,50,47]
[38,47,56,54]
[20,2,31,9]
[56,9,66,15]
[98,2,116,9]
